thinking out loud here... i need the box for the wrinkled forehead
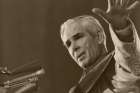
[61,21,83,43]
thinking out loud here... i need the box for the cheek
[85,39,98,58]
[68,49,73,58]
[68,49,77,62]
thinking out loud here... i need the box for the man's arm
[92,0,140,76]
[92,0,140,92]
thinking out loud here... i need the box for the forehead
[61,21,98,43]
[62,22,84,43]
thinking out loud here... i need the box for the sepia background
[0,0,139,93]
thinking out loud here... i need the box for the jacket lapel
[79,51,115,93]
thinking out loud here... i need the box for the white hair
[60,15,107,51]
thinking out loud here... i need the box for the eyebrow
[73,32,83,40]
[64,32,83,48]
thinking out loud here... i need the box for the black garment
[88,58,115,93]
[69,51,115,93]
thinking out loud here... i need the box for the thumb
[92,8,111,24]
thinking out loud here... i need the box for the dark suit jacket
[69,51,115,93]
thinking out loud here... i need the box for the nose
[70,42,80,53]
[73,46,80,52]
[68,42,80,60]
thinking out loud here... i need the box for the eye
[65,40,71,48]
[73,33,84,40]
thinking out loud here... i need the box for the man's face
[62,23,101,69]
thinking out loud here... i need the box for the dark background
[0,0,139,93]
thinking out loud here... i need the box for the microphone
[4,68,45,89]
[10,60,42,75]
[15,83,37,93]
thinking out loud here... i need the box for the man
[61,15,115,93]
[92,0,140,92]
[60,0,140,93]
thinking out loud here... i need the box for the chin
[79,61,89,69]
[81,64,89,70]
[82,60,95,69]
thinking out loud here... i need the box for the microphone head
[0,67,11,75]
[35,68,45,76]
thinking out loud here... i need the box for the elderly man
[60,0,140,93]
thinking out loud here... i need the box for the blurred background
[0,0,139,93]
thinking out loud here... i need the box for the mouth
[77,52,85,62]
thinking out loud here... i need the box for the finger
[115,0,121,8]
[92,8,111,24]
[121,0,127,7]
[107,0,111,11]
[127,0,140,11]
[124,0,130,8]
[107,0,115,9]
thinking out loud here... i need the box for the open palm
[92,0,139,29]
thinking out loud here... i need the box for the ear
[97,31,104,44]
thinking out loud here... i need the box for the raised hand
[92,0,140,29]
